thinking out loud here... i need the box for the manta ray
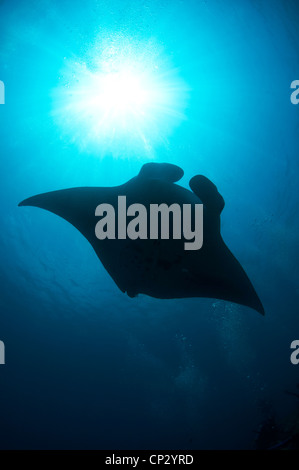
[19,162,264,315]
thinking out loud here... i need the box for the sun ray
[51,33,189,159]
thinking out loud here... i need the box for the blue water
[0,0,299,449]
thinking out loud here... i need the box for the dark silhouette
[19,162,264,315]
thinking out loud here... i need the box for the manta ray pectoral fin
[189,175,225,214]
[138,162,184,183]
[18,188,103,243]
[18,190,82,220]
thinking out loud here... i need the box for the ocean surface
[0,0,298,449]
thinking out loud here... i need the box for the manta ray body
[19,163,264,315]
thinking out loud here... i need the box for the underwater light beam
[52,36,189,158]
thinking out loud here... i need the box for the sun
[52,34,189,159]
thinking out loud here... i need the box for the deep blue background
[0,0,298,449]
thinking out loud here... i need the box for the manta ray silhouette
[19,163,264,315]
